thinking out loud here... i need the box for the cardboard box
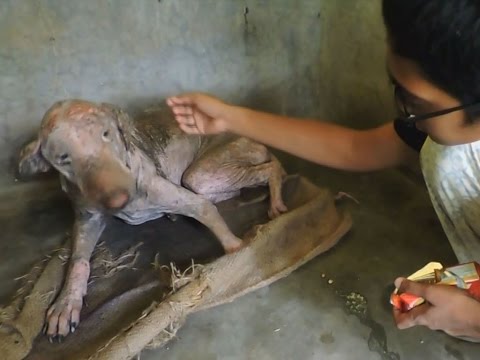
[390,262,480,312]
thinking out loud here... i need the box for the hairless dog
[17,99,287,341]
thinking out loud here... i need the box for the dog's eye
[102,130,111,142]
[57,153,71,165]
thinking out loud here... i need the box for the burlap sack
[0,175,352,360]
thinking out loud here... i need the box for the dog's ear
[100,103,134,151]
[17,138,52,178]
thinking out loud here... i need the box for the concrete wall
[0,0,394,186]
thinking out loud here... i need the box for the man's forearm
[468,310,480,341]
[223,106,372,170]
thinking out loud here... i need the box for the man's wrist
[472,304,480,338]
[222,105,248,134]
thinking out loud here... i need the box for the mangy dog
[17,99,287,341]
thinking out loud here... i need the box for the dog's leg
[145,177,243,253]
[45,209,105,341]
[182,137,287,219]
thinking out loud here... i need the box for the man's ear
[17,139,52,178]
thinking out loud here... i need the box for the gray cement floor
[0,155,478,360]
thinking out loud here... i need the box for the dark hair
[382,0,480,111]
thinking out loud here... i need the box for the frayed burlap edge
[0,246,69,360]
[0,238,146,360]
[0,176,352,360]
[84,177,352,360]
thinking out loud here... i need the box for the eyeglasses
[394,83,480,126]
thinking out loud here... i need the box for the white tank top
[420,137,480,263]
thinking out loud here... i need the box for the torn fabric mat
[0,175,352,360]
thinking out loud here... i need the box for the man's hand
[166,93,231,135]
[393,277,480,341]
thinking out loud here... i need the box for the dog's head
[18,99,136,211]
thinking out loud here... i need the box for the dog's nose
[104,190,129,210]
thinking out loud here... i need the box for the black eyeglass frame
[394,84,480,126]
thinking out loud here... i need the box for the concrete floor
[142,157,477,360]
[1,155,478,360]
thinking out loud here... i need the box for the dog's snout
[103,189,130,210]
[78,160,134,211]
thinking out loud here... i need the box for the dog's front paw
[45,291,83,342]
[268,199,288,219]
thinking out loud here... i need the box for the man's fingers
[393,303,430,329]
[394,277,406,289]
[170,105,193,116]
[166,95,196,107]
[393,307,415,329]
[179,124,201,134]
[395,277,431,299]
[174,115,196,126]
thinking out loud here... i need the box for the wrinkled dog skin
[17,99,287,341]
